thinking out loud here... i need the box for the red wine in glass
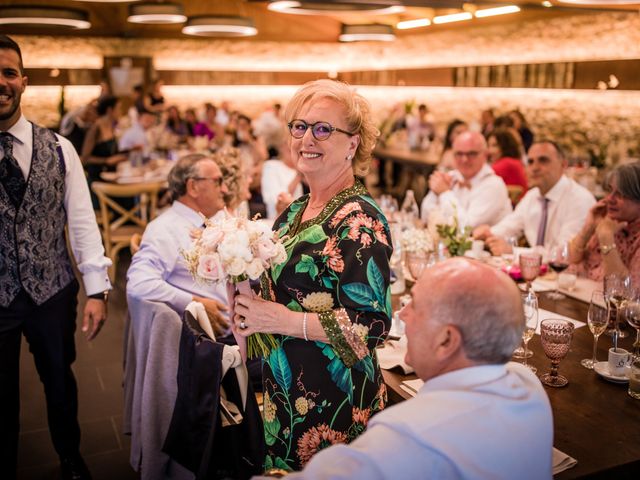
[549,261,569,273]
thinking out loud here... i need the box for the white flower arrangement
[400,227,434,254]
[182,211,287,284]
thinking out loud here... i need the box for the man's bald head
[452,131,488,181]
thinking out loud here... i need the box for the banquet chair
[91,181,163,279]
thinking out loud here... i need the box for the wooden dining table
[382,292,640,479]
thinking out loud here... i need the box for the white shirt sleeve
[126,224,194,312]
[460,177,512,228]
[57,134,112,295]
[491,199,529,239]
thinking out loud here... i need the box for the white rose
[226,257,247,277]
[201,227,224,247]
[272,243,287,265]
[246,258,265,280]
[256,237,278,265]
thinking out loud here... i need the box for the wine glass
[500,236,519,273]
[623,294,640,358]
[519,252,542,292]
[547,242,570,300]
[379,194,399,222]
[518,291,539,372]
[406,250,430,282]
[604,273,631,345]
[581,291,609,369]
[540,319,574,387]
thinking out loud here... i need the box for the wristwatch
[88,290,110,303]
[600,243,617,255]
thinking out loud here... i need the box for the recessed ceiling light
[397,18,431,30]
[433,12,473,25]
[268,1,405,16]
[542,1,553,7]
[128,2,186,24]
[182,16,258,37]
[0,6,91,29]
[475,5,521,18]
[558,1,639,4]
[339,24,395,42]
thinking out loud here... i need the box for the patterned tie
[535,196,550,246]
[0,132,26,207]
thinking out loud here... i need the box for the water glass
[406,250,430,282]
[540,319,574,387]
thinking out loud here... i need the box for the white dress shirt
[421,164,512,228]
[286,362,553,480]
[491,175,596,248]
[126,201,227,313]
[118,122,148,152]
[6,115,112,296]
[261,159,302,220]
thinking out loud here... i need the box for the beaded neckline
[289,179,368,236]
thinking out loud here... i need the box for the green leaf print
[320,344,354,404]
[295,254,319,280]
[297,224,328,245]
[359,195,384,215]
[264,416,281,447]
[286,200,303,225]
[321,275,333,289]
[274,457,292,472]
[286,299,303,312]
[342,283,382,312]
[264,455,274,470]
[353,355,375,383]
[366,258,386,307]
[268,346,292,392]
[385,285,392,318]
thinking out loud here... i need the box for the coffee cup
[608,348,631,376]
[558,272,577,290]
[471,240,484,256]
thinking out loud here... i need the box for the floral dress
[259,180,393,472]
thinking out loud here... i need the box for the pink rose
[256,237,278,265]
[197,254,224,282]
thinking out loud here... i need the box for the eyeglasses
[453,151,480,160]
[288,119,355,141]
[192,176,224,187]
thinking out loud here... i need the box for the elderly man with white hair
[421,130,512,228]
[275,258,553,480]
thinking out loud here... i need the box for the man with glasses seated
[474,140,595,255]
[269,258,553,479]
[127,154,230,337]
[420,131,512,228]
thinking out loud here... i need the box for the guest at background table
[233,79,392,471]
[213,146,252,218]
[487,127,528,203]
[480,108,495,138]
[80,95,128,207]
[165,105,189,140]
[118,109,156,158]
[261,144,303,220]
[193,103,223,142]
[0,35,111,480]
[59,99,98,155]
[475,140,595,255]
[275,258,553,480]
[569,162,640,286]
[510,109,535,152]
[421,130,512,228]
[438,118,468,171]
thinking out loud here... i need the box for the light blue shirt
[126,201,227,314]
[286,362,553,480]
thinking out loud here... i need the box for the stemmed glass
[406,250,430,282]
[581,291,609,369]
[547,242,570,300]
[540,319,574,387]
[623,294,640,358]
[604,273,631,346]
[379,194,399,222]
[518,291,539,372]
[519,252,542,293]
[501,236,519,274]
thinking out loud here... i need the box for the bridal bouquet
[182,212,287,358]
[183,213,287,284]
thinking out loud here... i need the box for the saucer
[593,361,629,383]
[464,250,491,262]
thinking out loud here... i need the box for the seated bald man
[278,258,553,480]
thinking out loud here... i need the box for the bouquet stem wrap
[233,279,278,360]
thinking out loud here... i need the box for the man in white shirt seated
[261,145,303,220]
[280,258,553,480]
[421,131,512,228]
[127,154,229,335]
[118,109,157,156]
[474,140,596,255]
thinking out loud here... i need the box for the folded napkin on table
[377,336,414,374]
[552,447,577,475]
[535,308,586,334]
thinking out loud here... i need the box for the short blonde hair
[213,147,248,209]
[284,79,379,177]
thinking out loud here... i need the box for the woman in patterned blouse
[233,80,392,472]
[569,162,640,286]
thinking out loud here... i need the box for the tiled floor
[17,257,138,480]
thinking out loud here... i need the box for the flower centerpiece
[182,211,287,357]
[400,227,434,255]
[435,214,472,257]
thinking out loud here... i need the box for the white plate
[463,250,491,262]
[593,361,629,383]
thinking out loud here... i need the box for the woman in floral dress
[233,80,392,471]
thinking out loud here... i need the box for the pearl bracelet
[303,312,309,341]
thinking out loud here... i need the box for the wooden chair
[91,181,163,279]
[507,185,524,207]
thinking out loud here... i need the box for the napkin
[532,277,603,305]
[377,336,414,374]
[400,379,424,398]
[552,447,578,475]
[535,308,586,334]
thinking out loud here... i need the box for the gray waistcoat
[0,124,75,307]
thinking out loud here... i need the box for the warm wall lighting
[559,1,639,4]
[0,6,91,29]
[182,16,258,37]
[542,1,553,7]
[475,5,521,18]
[433,12,473,25]
[339,24,396,42]
[267,1,404,16]
[396,18,431,30]
[128,2,186,24]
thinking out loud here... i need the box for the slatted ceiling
[0,0,637,41]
